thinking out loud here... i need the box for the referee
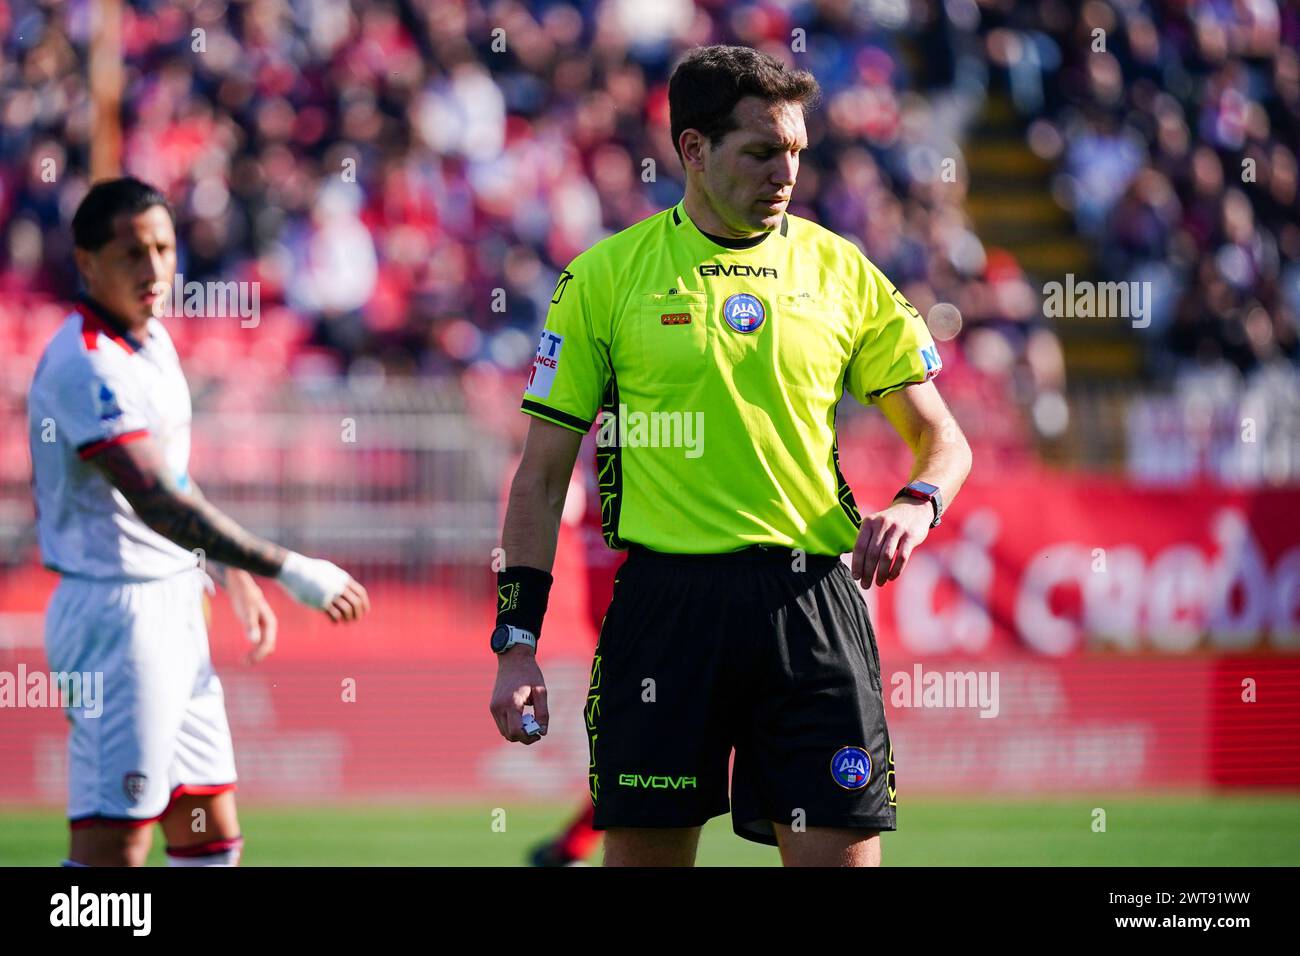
[489,45,972,867]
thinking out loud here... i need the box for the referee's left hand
[489,646,550,745]
[851,499,934,589]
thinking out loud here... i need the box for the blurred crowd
[6,0,1296,456]
[0,0,1055,452]
[982,0,1300,379]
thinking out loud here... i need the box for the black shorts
[583,544,896,846]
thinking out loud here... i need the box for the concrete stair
[963,93,1141,381]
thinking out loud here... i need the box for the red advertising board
[843,470,1300,657]
[2,473,1298,805]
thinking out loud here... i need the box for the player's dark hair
[71,177,173,250]
[668,45,820,164]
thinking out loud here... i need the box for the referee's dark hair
[72,177,173,250]
[668,45,821,164]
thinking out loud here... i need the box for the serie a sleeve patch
[919,343,943,380]
[526,329,563,399]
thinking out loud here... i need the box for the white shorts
[43,569,237,826]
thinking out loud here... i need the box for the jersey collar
[78,294,147,354]
[671,200,788,250]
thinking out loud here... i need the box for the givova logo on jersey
[830,746,872,790]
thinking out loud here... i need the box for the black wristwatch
[895,480,944,528]
[490,624,538,655]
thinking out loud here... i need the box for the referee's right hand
[489,646,549,745]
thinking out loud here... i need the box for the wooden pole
[88,0,123,180]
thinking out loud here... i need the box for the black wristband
[496,566,553,638]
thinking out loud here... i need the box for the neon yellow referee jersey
[521,199,942,556]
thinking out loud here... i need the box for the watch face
[909,480,939,497]
[490,624,511,653]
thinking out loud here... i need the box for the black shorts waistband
[626,544,843,568]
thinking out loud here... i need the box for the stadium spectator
[987,0,1300,379]
[0,0,1048,453]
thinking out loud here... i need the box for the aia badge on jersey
[919,343,943,381]
[830,746,872,790]
[527,329,563,399]
[722,292,765,333]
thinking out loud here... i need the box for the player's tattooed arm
[186,480,228,586]
[88,436,287,577]
[186,479,280,662]
[204,561,229,588]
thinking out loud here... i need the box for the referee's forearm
[499,468,566,573]
[905,428,973,508]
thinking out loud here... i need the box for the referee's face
[697,96,806,236]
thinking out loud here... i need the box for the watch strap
[896,482,943,528]
[493,624,538,654]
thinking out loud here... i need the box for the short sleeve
[845,256,943,404]
[520,259,612,433]
[46,351,152,459]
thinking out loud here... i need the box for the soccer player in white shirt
[28,177,371,866]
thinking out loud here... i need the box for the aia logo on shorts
[830,746,872,790]
[722,293,765,333]
[122,772,148,804]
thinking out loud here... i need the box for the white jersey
[28,299,199,580]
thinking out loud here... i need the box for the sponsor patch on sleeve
[919,343,943,381]
[526,329,563,399]
[92,381,124,423]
